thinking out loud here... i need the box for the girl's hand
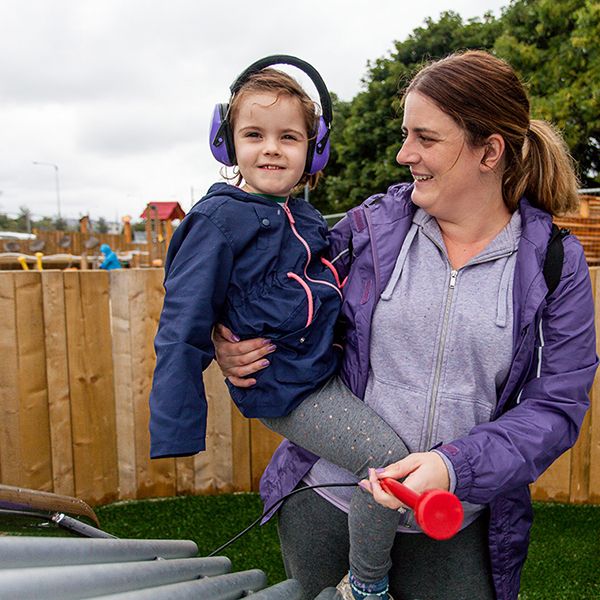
[360,452,451,510]
[212,324,276,387]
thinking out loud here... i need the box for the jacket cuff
[436,443,473,499]
[150,437,206,459]
[432,450,456,493]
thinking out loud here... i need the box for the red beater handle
[380,477,464,540]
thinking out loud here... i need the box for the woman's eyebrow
[402,125,440,135]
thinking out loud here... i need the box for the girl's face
[233,92,308,197]
[396,91,488,221]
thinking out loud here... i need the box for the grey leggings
[277,483,496,600]
[261,376,410,584]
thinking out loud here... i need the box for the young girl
[149,57,409,600]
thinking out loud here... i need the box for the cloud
[0,0,508,220]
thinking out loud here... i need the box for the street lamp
[33,161,61,218]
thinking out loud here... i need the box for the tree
[96,217,109,233]
[33,216,54,231]
[310,1,600,215]
[494,0,600,184]
[15,206,32,233]
[53,217,67,231]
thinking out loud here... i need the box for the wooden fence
[0,268,598,506]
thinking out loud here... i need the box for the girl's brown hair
[228,68,321,191]
[404,50,579,216]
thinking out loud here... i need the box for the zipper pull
[449,270,458,289]
[283,202,295,224]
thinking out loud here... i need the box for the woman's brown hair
[404,50,579,216]
[227,68,321,191]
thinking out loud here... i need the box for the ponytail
[519,120,580,216]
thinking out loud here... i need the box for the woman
[213,51,597,600]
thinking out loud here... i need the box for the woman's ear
[480,134,505,172]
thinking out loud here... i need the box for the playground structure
[0,201,186,271]
[140,201,186,266]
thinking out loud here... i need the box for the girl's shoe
[335,574,395,600]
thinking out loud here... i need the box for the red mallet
[380,478,464,540]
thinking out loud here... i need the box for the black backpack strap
[543,224,569,298]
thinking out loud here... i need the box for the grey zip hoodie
[305,208,522,531]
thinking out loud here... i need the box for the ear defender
[209,55,333,175]
[209,103,236,166]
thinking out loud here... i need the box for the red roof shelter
[141,201,186,265]
[140,202,186,221]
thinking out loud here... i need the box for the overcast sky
[0,0,508,223]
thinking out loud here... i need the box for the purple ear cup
[209,104,235,166]
[306,116,331,174]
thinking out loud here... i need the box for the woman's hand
[212,324,276,387]
[360,452,451,510]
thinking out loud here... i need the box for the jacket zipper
[419,224,517,447]
[425,269,458,449]
[281,202,343,325]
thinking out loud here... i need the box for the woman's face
[396,91,487,221]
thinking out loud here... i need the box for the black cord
[208,482,358,556]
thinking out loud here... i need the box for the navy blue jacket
[149,183,342,458]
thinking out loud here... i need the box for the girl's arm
[149,212,234,458]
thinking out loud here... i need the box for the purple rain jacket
[260,182,598,600]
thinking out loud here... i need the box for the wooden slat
[42,271,75,496]
[194,361,235,494]
[110,270,137,499]
[570,409,592,503]
[249,420,283,493]
[175,456,196,495]
[14,272,53,491]
[130,268,175,498]
[0,272,19,484]
[64,271,118,505]
[531,450,572,502]
[231,405,252,492]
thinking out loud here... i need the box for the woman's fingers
[212,324,276,379]
[359,453,451,512]
[373,455,420,482]
[366,467,404,510]
[371,453,451,496]
[214,324,240,343]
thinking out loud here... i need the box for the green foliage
[495,0,600,184]
[310,1,600,215]
[96,216,109,233]
[53,217,67,231]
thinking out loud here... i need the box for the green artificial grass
[96,495,600,598]
[519,502,600,600]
